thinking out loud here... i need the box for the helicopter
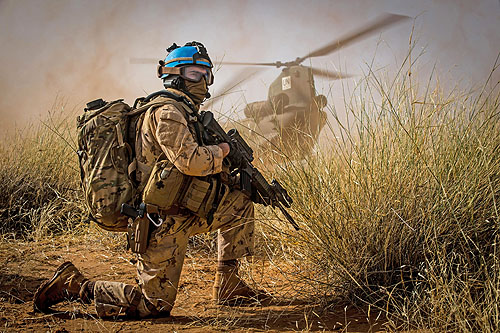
[131,13,411,158]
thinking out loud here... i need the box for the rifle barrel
[278,203,300,231]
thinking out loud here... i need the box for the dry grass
[1,52,499,331]
[0,102,89,240]
[258,55,500,331]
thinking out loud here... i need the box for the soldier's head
[157,41,214,105]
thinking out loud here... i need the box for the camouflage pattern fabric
[94,187,254,318]
[92,89,255,318]
[134,88,223,184]
[77,100,135,231]
[94,282,149,317]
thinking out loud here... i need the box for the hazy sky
[0,0,499,130]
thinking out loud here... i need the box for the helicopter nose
[271,93,289,111]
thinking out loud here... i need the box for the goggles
[158,65,213,86]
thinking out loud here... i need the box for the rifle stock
[200,111,299,231]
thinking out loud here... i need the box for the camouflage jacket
[134,89,224,184]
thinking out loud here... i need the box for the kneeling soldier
[34,41,263,318]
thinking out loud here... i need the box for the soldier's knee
[93,284,161,319]
[125,286,170,318]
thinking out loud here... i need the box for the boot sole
[33,261,74,313]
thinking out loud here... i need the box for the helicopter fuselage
[242,65,327,157]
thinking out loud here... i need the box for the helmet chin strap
[163,76,184,90]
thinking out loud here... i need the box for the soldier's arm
[155,104,224,177]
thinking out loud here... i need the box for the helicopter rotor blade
[130,57,159,64]
[308,66,353,80]
[297,13,411,64]
[202,67,265,110]
[221,61,279,67]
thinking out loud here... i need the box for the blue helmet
[158,41,213,81]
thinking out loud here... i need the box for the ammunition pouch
[142,160,222,220]
[142,160,188,211]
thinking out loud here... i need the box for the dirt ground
[0,233,387,332]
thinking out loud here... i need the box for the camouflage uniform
[92,89,255,318]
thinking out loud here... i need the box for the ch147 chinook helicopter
[132,13,410,158]
[206,13,411,158]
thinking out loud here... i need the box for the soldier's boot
[213,260,264,304]
[33,261,91,313]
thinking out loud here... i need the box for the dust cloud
[0,1,154,130]
[0,0,499,131]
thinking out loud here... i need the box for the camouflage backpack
[77,98,145,232]
[76,91,198,232]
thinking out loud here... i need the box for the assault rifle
[200,111,299,231]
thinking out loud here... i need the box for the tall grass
[262,57,500,331]
[0,103,87,240]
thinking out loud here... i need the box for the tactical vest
[134,91,223,223]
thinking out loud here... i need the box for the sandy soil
[0,234,386,332]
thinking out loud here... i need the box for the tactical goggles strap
[157,66,181,78]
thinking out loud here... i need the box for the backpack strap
[139,90,205,146]
[126,91,198,187]
[174,101,205,146]
[126,100,165,188]
[139,89,197,112]
[116,122,125,146]
[127,159,153,183]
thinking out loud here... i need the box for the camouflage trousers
[93,188,254,318]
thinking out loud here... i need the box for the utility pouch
[127,216,150,254]
[142,161,188,211]
[180,177,217,219]
[142,160,221,220]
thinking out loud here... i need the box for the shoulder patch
[159,104,188,125]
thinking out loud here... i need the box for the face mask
[184,78,208,105]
